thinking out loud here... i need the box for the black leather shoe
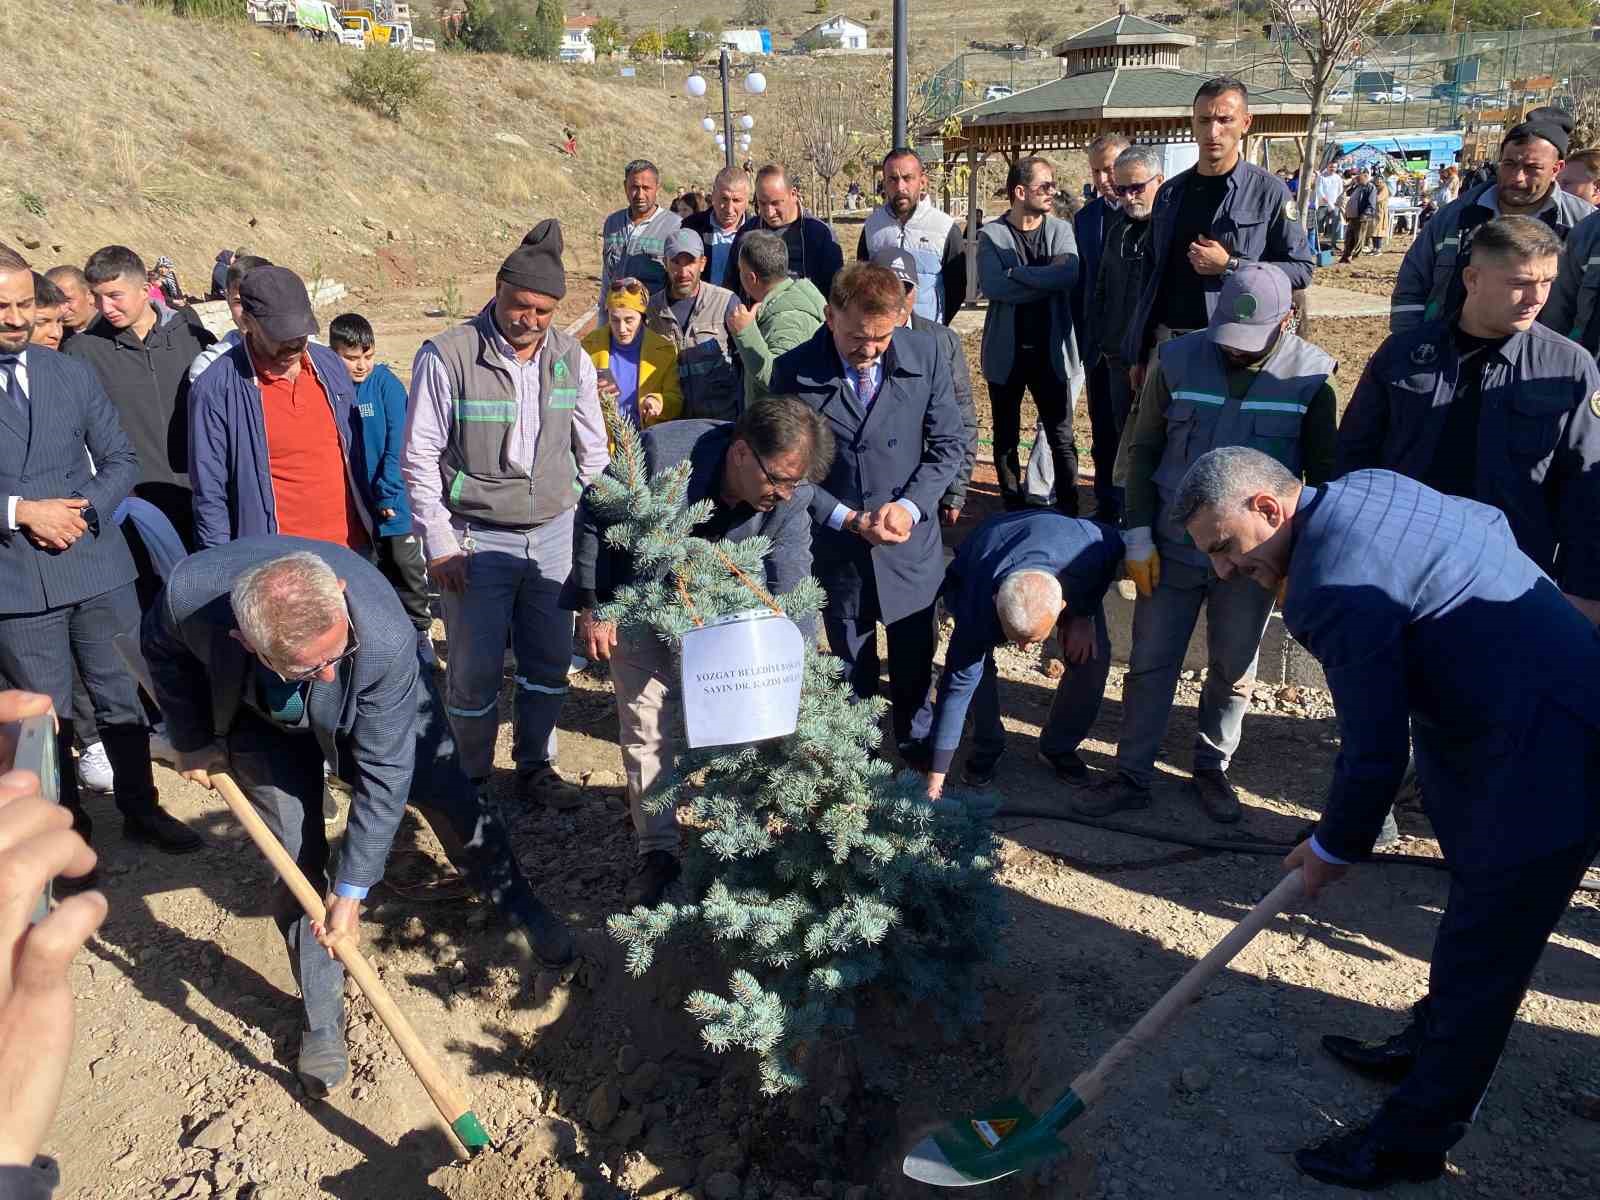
[1072,774,1151,818]
[1322,1029,1419,1082]
[1035,749,1089,783]
[624,850,681,909]
[961,752,1003,787]
[1294,1124,1445,1189]
[1192,768,1242,824]
[123,808,203,854]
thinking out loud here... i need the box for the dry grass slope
[2,0,724,293]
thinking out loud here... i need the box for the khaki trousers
[609,628,682,857]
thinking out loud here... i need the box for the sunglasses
[273,622,360,682]
[1114,178,1156,198]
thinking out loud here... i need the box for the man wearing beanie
[1392,106,1592,333]
[402,220,609,806]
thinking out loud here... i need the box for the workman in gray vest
[599,159,682,329]
[402,220,610,808]
[1084,263,1337,824]
[1391,108,1592,333]
[644,228,741,421]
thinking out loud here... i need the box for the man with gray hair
[143,537,577,1096]
[683,164,757,287]
[1075,133,1132,519]
[599,159,682,327]
[1094,144,1164,456]
[923,509,1124,799]
[1085,261,1336,825]
[1171,447,1600,1190]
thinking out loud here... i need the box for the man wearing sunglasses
[1094,145,1165,461]
[143,538,576,1097]
[565,397,835,907]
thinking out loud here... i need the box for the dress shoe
[123,808,203,854]
[961,752,1002,787]
[1322,1028,1419,1082]
[297,1026,350,1098]
[518,764,583,810]
[624,850,681,909]
[1035,749,1089,783]
[1192,768,1242,824]
[1072,774,1151,818]
[1294,1124,1445,1189]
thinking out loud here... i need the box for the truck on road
[247,0,349,42]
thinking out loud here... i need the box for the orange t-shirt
[257,354,368,550]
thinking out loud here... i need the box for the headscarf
[606,277,649,315]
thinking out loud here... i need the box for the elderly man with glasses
[143,538,577,1097]
[565,397,834,907]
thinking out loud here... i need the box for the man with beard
[1073,133,1130,519]
[644,229,740,421]
[856,148,965,324]
[1093,144,1164,470]
[599,159,682,328]
[1084,264,1336,824]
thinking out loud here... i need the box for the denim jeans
[1114,555,1275,786]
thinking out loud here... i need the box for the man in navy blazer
[0,248,198,856]
[770,262,963,757]
[1172,448,1600,1191]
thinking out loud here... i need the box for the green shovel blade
[903,1090,1086,1187]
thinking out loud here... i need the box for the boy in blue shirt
[329,313,433,662]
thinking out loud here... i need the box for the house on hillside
[562,15,598,63]
[801,16,868,50]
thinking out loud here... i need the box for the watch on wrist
[1224,255,1241,276]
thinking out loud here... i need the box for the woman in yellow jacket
[581,277,683,437]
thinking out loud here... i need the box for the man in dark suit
[1173,448,1600,1190]
[0,246,198,855]
[142,537,577,1095]
[770,262,964,759]
[1074,134,1130,521]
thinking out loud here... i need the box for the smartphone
[11,714,57,924]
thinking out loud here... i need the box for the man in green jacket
[726,229,826,407]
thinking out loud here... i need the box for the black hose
[993,805,1600,895]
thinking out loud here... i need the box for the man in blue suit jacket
[770,263,964,757]
[143,537,575,1095]
[1172,448,1600,1191]
[0,250,198,856]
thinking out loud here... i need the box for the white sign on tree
[679,609,804,748]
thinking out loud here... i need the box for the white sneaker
[149,723,177,766]
[77,741,115,792]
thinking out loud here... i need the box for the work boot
[624,850,681,909]
[1192,768,1242,824]
[123,807,204,854]
[503,899,576,970]
[1035,749,1089,783]
[1294,1124,1445,1189]
[961,751,1003,787]
[1072,773,1151,818]
[297,1026,350,1098]
[518,763,583,810]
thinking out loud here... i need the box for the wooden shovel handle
[211,772,483,1159]
[1068,868,1306,1105]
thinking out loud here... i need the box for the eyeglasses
[1031,180,1059,194]
[1114,178,1156,198]
[751,448,806,496]
[273,623,360,682]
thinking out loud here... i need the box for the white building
[803,16,868,50]
[561,15,598,63]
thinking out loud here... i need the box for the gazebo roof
[959,68,1312,126]
[1051,12,1196,54]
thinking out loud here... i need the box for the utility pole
[893,0,908,148]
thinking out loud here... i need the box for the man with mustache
[855,147,965,325]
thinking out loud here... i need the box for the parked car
[1329,88,1354,104]
[1367,86,1412,104]
[983,84,1016,101]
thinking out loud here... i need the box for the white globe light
[701,116,716,132]
[686,74,708,98]
[739,134,752,148]
[744,72,767,95]
[739,114,755,130]
[716,134,727,147]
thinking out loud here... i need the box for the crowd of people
[1,72,1598,1196]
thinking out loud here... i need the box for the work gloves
[1123,526,1160,598]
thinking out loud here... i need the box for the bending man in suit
[770,263,963,761]
[0,247,199,856]
[1173,447,1600,1191]
[142,538,576,1096]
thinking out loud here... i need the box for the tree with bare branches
[794,79,855,226]
[1266,0,1405,215]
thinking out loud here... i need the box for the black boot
[1192,767,1242,823]
[1295,1124,1445,1189]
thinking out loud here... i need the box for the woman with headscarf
[153,255,186,305]
[581,277,682,439]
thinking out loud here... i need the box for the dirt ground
[45,239,1600,1200]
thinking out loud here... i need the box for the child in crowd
[329,312,435,663]
[29,272,66,350]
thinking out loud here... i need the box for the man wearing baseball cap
[1083,262,1337,823]
[189,264,378,553]
[870,245,977,526]
[644,226,740,421]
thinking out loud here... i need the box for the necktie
[0,356,24,420]
[856,365,876,409]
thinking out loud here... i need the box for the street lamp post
[687,54,766,170]
[1511,12,1540,88]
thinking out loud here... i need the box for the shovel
[903,868,1306,1187]
[210,772,491,1160]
